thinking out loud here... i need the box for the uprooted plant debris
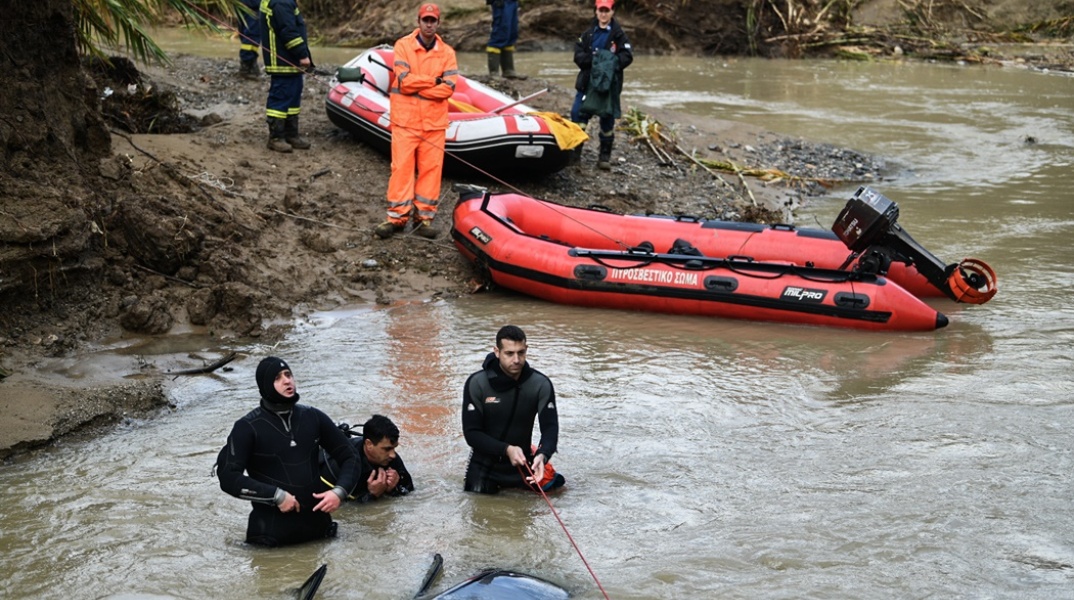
[85,56,202,134]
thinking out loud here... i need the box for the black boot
[502,49,526,80]
[239,59,260,80]
[598,133,614,170]
[285,116,311,150]
[267,118,292,153]
[487,51,501,76]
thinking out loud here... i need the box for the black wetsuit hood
[256,356,300,411]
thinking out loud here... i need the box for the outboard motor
[832,186,997,304]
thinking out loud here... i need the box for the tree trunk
[2,0,111,174]
[0,0,109,302]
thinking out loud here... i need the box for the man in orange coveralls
[374,3,458,240]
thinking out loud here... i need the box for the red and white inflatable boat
[451,186,997,332]
[325,46,573,179]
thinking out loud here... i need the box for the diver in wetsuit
[320,414,414,503]
[462,325,566,494]
[216,356,360,546]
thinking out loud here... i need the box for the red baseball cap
[418,3,440,20]
[595,0,614,9]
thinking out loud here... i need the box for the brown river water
[1,34,1072,599]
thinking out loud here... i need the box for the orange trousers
[386,127,446,225]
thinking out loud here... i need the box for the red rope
[519,463,611,600]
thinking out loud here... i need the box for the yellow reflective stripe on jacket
[260,0,307,74]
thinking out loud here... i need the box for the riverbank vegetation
[71,0,1074,72]
[294,0,1071,69]
[73,0,237,62]
[763,0,1074,66]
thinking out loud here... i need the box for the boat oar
[491,88,548,114]
[414,553,444,598]
[368,55,392,72]
[354,55,392,97]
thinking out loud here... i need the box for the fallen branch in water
[170,352,237,378]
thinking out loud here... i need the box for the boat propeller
[946,257,997,304]
[833,186,997,304]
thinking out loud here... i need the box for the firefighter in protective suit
[260,0,312,152]
[375,3,458,240]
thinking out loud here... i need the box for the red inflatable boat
[325,46,574,179]
[450,186,996,332]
